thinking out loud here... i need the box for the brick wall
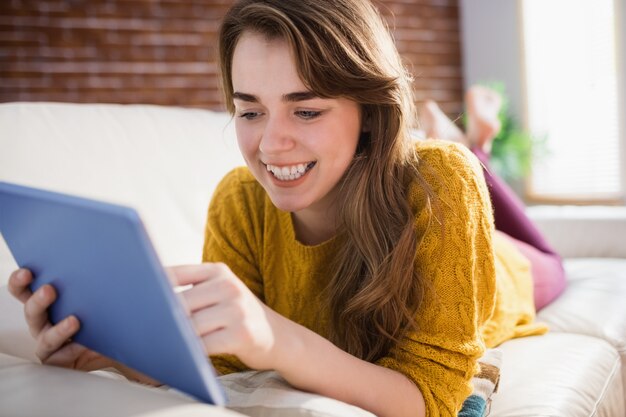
[0,0,463,117]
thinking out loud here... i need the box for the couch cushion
[537,258,626,412]
[538,259,626,351]
[0,353,244,417]
[0,102,245,287]
[489,333,624,417]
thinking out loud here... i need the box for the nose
[259,114,296,155]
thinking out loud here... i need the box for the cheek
[327,107,361,156]
[321,121,360,158]
[235,122,259,161]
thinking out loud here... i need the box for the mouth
[264,161,316,182]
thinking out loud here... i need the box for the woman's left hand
[167,263,284,371]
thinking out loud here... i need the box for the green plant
[465,83,546,184]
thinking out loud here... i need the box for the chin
[267,196,309,213]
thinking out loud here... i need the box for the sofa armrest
[526,205,626,258]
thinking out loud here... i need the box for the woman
[8,1,565,415]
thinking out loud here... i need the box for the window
[521,0,624,202]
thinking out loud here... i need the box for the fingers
[200,324,264,359]
[9,270,85,366]
[24,284,56,338]
[8,269,33,304]
[167,262,274,365]
[44,340,88,368]
[201,328,234,356]
[167,263,229,287]
[191,302,238,337]
[181,275,239,313]
[35,315,80,364]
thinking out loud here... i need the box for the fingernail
[16,270,28,283]
[63,316,74,331]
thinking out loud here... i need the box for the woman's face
[231,31,362,217]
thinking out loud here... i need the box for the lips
[265,161,316,181]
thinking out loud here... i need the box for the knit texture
[202,141,547,416]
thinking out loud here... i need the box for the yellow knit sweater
[202,141,547,416]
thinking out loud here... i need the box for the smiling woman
[7,1,559,417]
[231,33,362,234]
[203,1,552,415]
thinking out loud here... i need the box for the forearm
[274,320,426,417]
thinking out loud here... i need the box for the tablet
[0,181,226,405]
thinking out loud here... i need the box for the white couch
[1,102,625,417]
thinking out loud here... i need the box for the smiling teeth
[266,162,314,181]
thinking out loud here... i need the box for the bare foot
[466,86,502,153]
[418,100,469,146]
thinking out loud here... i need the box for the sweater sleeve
[202,167,265,374]
[376,142,497,416]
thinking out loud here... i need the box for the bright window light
[522,0,622,201]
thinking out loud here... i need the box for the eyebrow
[232,91,320,103]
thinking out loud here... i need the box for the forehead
[231,31,307,94]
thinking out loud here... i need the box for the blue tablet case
[0,181,226,405]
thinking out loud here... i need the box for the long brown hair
[219,0,434,362]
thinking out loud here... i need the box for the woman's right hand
[7,268,109,371]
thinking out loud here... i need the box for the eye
[238,111,262,120]
[295,110,322,120]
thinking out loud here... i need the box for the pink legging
[472,148,566,310]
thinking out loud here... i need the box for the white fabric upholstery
[491,333,624,417]
[0,283,35,362]
[1,102,625,417]
[539,259,626,353]
[0,353,241,417]
[537,258,626,413]
[0,102,244,287]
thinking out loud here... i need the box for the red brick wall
[0,0,463,117]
